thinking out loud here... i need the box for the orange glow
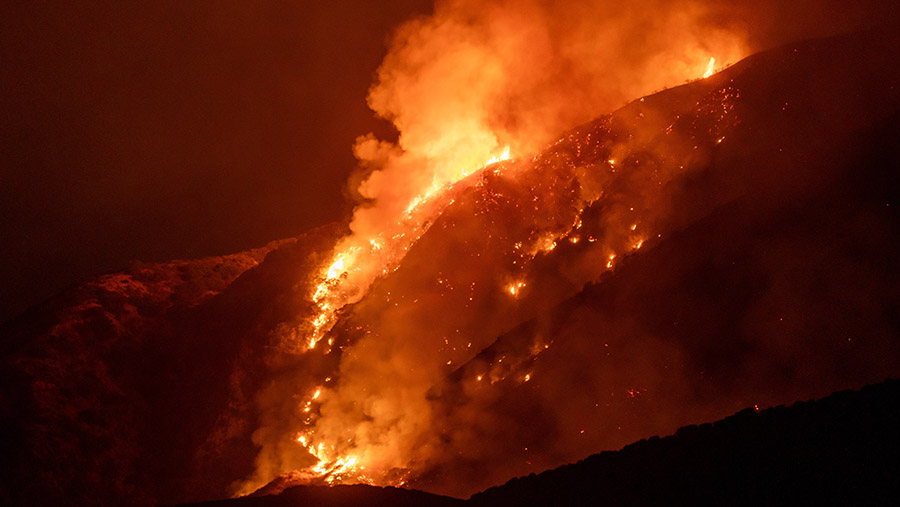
[485,146,511,166]
[237,3,751,494]
[703,57,716,78]
[507,281,526,296]
[275,146,519,486]
[326,256,346,280]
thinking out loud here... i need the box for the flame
[304,146,513,352]
[485,146,511,166]
[703,57,716,78]
[326,256,346,280]
[507,281,526,296]
[283,146,517,482]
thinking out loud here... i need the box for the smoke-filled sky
[1,0,896,323]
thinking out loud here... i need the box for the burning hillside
[235,28,900,498]
[2,11,900,507]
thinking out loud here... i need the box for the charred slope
[470,378,900,506]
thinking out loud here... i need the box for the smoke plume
[350,0,744,234]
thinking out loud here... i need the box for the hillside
[2,28,899,505]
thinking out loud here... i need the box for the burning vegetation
[234,1,752,494]
[231,5,900,500]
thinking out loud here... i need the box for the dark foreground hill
[184,379,900,506]
[470,378,900,506]
[186,483,463,507]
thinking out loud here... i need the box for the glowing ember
[507,281,526,296]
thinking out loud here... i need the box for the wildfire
[295,435,367,486]
[302,147,514,352]
[703,57,716,78]
[326,256,346,280]
[238,4,751,493]
[485,146,511,166]
[287,146,517,482]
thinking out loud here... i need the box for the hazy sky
[0,1,431,322]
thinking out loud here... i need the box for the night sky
[0,1,431,322]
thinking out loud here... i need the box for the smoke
[348,0,744,237]
[237,0,900,498]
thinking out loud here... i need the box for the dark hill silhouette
[470,378,900,506]
[186,483,463,507]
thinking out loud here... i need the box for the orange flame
[281,147,516,484]
[703,57,716,78]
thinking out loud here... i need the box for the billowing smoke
[235,0,900,498]
[349,0,744,236]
